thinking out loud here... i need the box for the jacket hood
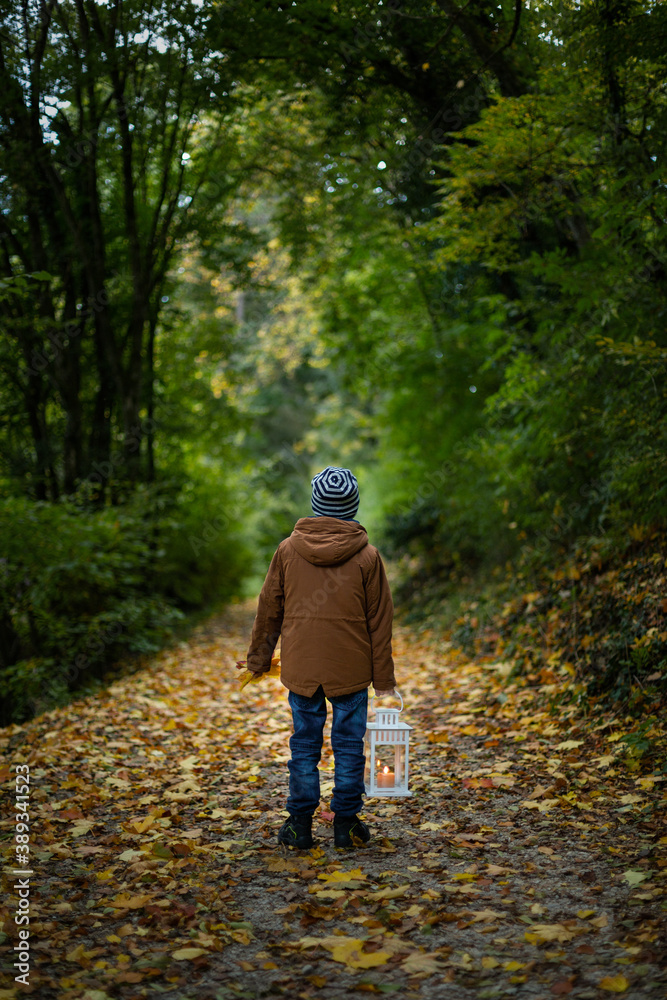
[289,516,369,567]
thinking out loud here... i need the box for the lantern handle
[369,688,403,714]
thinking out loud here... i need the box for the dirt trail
[1,600,665,1000]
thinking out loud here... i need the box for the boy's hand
[374,688,395,696]
[237,654,281,691]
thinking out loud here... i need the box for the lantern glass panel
[364,732,412,797]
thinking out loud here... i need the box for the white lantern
[364,691,413,798]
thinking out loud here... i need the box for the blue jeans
[286,685,368,819]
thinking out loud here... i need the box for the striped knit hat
[311,466,359,519]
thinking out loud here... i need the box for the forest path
[1,601,665,1000]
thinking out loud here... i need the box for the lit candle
[377,765,395,788]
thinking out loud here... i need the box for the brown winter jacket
[246,516,396,697]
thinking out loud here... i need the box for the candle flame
[383,766,389,774]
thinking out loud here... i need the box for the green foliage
[0,481,247,724]
[374,0,667,598]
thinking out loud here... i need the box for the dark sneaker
[333,815,371,849]
[277,813,313,850]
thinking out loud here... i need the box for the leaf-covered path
[1,601,666,1000]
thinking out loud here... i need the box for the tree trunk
[121,311,146,483]
[24,386,57,501]
[146,310,157,483]
[88,321,114,501]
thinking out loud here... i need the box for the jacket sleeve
[246,546,285,672]
[364,550,396,690]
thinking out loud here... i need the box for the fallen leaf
[526,783,550,800]
[551,977,575,994]
[525,923,577,944]
[298,935,391,969]
[622,870,650,886]
[366,884,410,901]
[466,909,507,923]
[118,848,144,862]
[599,974,630,992]
[107,893,152,910]
[318,868,367,884]
[71,820,96,837]
[401,951,442,975]
[171,947,209,961]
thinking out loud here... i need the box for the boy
[245,466,396,850]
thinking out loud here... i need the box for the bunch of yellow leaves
[236,655,281,690]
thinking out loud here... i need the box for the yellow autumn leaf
[482,956,500,969]
[132,815,155,833]
[66,943,88,962]
[108,893,152,909]
[366,884,410,900]
[230,928,253,945]
[318,868,366,883]
[238,656,281,690]
[521,798,559,812]
[401,951,441,975]
[467,909,507,923]
[299,934,390,969]
[577,909,596,919]
[172,947,209,960]
[525,923,576,944]
[332,941,390,969]
[504,960,527,971]
[554,740,585,750]
[297,935,328,950]
[599,974,630,992]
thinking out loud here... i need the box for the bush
[0,478,249,724]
